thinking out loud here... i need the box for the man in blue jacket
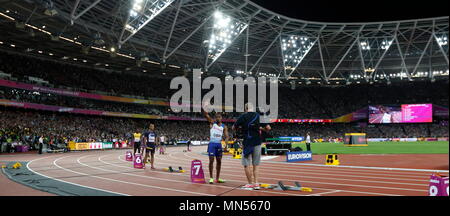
[233,103,271,190]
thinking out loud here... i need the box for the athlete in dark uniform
[143,124,159,170]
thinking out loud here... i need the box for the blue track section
[1,162,123,196]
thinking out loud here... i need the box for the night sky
[250,0,449,22]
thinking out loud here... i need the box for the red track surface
[1,146,448,196]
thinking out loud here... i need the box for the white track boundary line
[174,153,427,189]
[69,155,212,196]
[176,151,420,194]
[307,190,342,196]
[264,161,449,173]
[186,150,448,176]
[175,154,430,183]
[27,156,129,196]
[104,154,307,196]
[146,152,407,196]
[129,149,421,196]
[120,152,403,196]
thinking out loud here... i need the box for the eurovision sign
[286,151,313,162]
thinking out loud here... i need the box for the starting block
[325,154,340,166]
[232,148,242,159]
[12,162,22,169]
[261,181,312,192]
[1,165,6,169]
[223,148,234,155]
[163,166,185,173]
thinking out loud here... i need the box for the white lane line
[186,151,446,177]
[106,154,307,196]
[178,152,427,188]
[27,156,129,196]
[123,152,404,196]
[307,190,342,196]
[171,155,431,183]
[158,153,426,187]
[261,156,279,160]
[264,161,449,173]
[73,155,213,196]
[178,152,420,194]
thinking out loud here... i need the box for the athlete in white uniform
[380,106,393,123]
[382,113,392,123]
[202,106,229,184]
[159,135,166,155]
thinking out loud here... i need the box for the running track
[5,146,449,196]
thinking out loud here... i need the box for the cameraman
[232,103,271,190]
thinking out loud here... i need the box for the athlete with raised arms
[202,104,229,184]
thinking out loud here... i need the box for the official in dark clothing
[232,103,271,190]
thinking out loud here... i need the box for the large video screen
[369,104,433,124]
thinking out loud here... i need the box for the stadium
[0,0,448,200]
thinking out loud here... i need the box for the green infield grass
[291,141,449,155]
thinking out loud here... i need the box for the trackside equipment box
[344,133,368,146]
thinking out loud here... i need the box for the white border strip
[264,161,449,173]
[27,156,129,196]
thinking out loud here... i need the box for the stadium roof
[0,0,448,86]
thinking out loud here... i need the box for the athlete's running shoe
[241,184,255,190]
[216,179,226,183]
[253,183,260,190]
[209,178,214,184]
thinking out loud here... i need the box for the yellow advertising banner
[75,142,89,150]
[68,141,76,150]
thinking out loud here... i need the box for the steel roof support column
[248,33,280,74]
[412,33,435,75]
[245,22,249,75]
[165,14,213,60]
[356,34,367,81]
[394,34,411,80]
[433,33,449,65]
[327,37,359,80]
[371,32,399,81]
[163,0,183,63]
[71,0,102,25]
[70,0,80,25]
[317,36,328,82]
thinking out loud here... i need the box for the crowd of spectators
[1,51,448,119]
[1,107,448,153]
[0,51,449,153]
[0,108,216,153]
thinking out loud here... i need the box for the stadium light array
[375,74,387,79]
[235,70,245,75]
[120,0,175,44]
[206,11,248,67]
[281,35,316,72]
[258,72,276,77]
[360,41,370,50]
[381,39,393,50]
[359,36,395,75]
[350,74,363,80]
[436,35,448,46]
